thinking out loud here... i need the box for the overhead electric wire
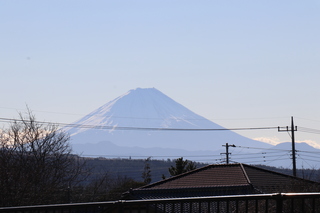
[231,154,288,160]
[224,149,293,165]
[81,153,223,158]
[235,145,294,152]
[0,106,290,122]
[228,159,288,164]
[296,156,320,164]
[297,150,320,154]
[230,160,267,164]
[231,150,288,156]
[231,152,292,164]
[296,152,320,159]
[264,155,292,166]
[0,117,282,131]
[298,126,320,135]
[2,115,320,166]
[295,117,320,123]
[296,153,320,159]
[228,150,288,156]
[297,157,314,169]
[232,151,288,157]
[80,149,292,161]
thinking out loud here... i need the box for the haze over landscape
[1,1,320,168]
[66,88,319,169]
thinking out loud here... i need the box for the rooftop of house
[124,163,320,200]
[144,164,250,189]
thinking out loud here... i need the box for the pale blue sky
[1,1,320,147]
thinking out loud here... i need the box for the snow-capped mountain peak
[67,88,271,151]
[68,88,224,135]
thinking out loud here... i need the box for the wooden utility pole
[291,117,297,177]
[278,116,297,177]
[221,143,236,164]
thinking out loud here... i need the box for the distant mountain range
[66,88,320,169]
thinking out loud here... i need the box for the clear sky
[1,1,320,148]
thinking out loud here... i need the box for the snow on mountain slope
[66,88,272,151]
[67,88,222,133]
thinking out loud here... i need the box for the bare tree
[0,110,86,206]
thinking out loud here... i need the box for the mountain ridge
[66,88,271,151]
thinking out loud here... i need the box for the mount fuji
[66,88,272,156]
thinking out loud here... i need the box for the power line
[230,149,289,156]
[231,155,286,161]
[0,106,290,122]
[297,150,320,154]
[296,156,320,164]
[298,126,320,135]
[235,145,292,151]
[2,115,319,163]
[0,117,281,131]
[80,154,223,158]
[295,117,320,123]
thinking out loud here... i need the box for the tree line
[0,111,201,207]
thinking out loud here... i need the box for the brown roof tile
[143,164,250,189]
[242,164,320,193]
[127,163,320,200]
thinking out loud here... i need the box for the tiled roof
[142,164,250,189]
[242,164,319,193]
[125,163,320,200]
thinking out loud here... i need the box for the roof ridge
[240,163,251,185]
[240,163,266,193]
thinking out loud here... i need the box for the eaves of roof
[128,185,257,200]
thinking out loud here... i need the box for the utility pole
[278,116,297,177]
[221,143,236,164]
